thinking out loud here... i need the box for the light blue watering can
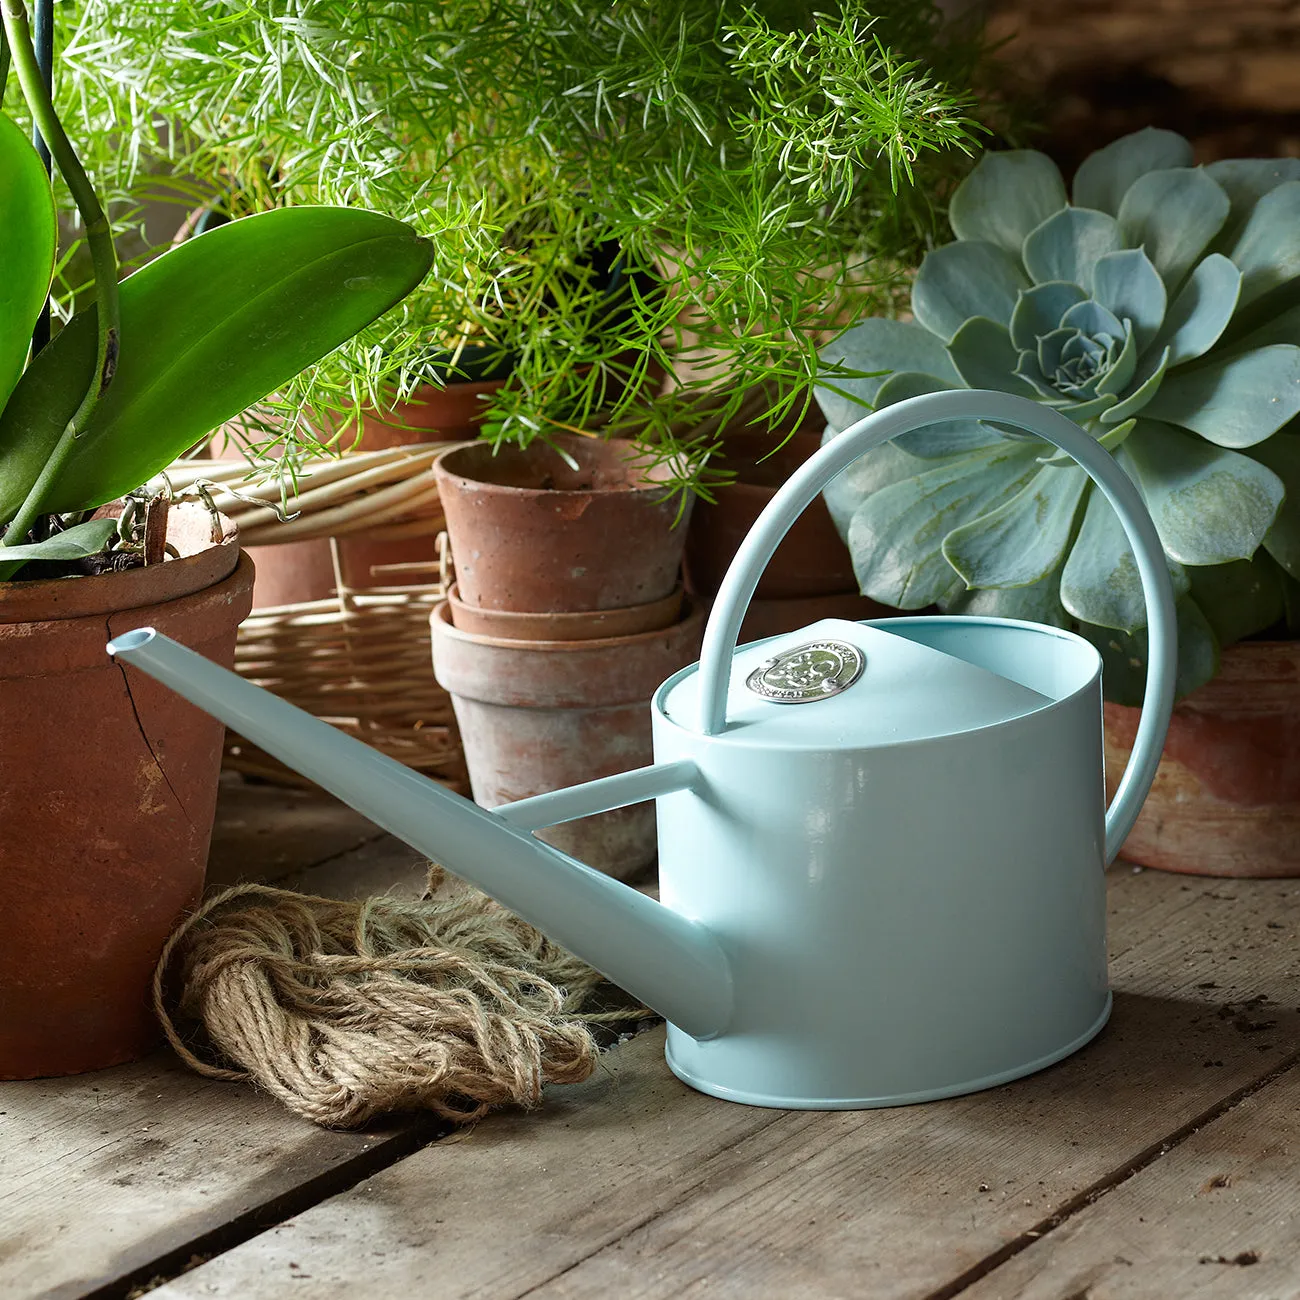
[108,391,1176,1110]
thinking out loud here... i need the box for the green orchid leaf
[948,150,1068,256]
[1009,281,1088,352]
[1140,344,1300,448]
[1247,433,1300,579]
[871,370,1003,459]
[0,516,117,561]
[820,423,930,541]
[1149,253,1241,366]
[1226,180,1300,311]
[0,113,57,415]
[1090,250,1166,354]
[1206,158,1300,247]
[1187,554,1286,647]
[845,442,1039,608]
[1116,168,1229,291]
[815,318,958,430]
[1072,127,1194,216]
[1022,207,1123,290]
[0,208,433,522]
[912,241,1030,342]
[1124,418,1284,564]
[1101,346,1171,424]
[1081,596,1218,706]
[942,462,1088,589]
[941,565,1071,628]
[946,316,1038,398]
[1095,323,1138,397]
[1060,458,1190,632]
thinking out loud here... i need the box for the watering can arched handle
[694,389,1178,865]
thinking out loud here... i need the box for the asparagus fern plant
[0,0,433,581]
[38,0,994,492]
[816,128,1300,701]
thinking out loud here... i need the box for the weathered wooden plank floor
[4,778,1300,1300]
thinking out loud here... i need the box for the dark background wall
[983,0,1300,167]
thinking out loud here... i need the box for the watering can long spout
[106,628,733,1040]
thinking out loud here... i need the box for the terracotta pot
[434,435,692,613]
[430,599,705,879]
[0,511,254,1078]
[213,380,503,608]
[1105,640,1300,877]
[446,581,683,641]
[684,430,857,600]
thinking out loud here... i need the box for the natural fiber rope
[153,866,653,1129]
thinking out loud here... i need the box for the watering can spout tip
[107,627,158,658]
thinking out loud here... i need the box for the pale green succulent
[816,127,1300,701]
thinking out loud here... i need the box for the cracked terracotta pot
[1105,641,1300,877]
[0,508,253,1078]
[433,434,692,613]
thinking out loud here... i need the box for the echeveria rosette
[815,127,1300,702]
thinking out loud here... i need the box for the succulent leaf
[1090,250,1166,353]
[1101,347,1171,424]
[911,241,1030,341]
[1072,127,1195,215]
[1141,344,1300,447]
[814,317,959,429]
[845,442,1039,608]
[1010,282,1089,352]
[1022,207,1123,288]
[942,463,1089,589]
[820,424,928,540]
[1060,463,1191,632]
[1095,324,1138,396]
[1225,180,1300,311]
[948,150,1068,255]
[1150,254,1241,365]
[1248,433,1300,579]
[946,317,1038,397]
[1081,596,1218,706]
[1207,158,1300,246]
[1187,554,1286,646]
[941,566,1071,628]
[1124,419,1285,564]
[1115,168,1229,290]
[872,369,1002,458]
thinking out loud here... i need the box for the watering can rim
[652,613,1104,754]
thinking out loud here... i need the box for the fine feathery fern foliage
[22,0,991,490]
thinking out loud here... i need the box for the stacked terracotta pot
[431,435,704,880]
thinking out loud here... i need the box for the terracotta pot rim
[446,580,684,637]
[0,510,240,624]
[431,596,704,653]
[434,435,677,497]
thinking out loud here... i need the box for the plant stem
[29,0,52,354]
[0,0,119,554]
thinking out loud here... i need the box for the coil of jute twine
[153,867,653,1129]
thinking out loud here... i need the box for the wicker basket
[167,445,468,792]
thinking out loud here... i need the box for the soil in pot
[430,599,706,878]
[1105,640,1300,877]
[0,508,254,1078]
[435,434,693,614]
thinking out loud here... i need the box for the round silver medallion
[744,640,865,704]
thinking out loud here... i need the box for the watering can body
[107,390,1178,1110]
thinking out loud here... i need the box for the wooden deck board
[145,870,1300,1300]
